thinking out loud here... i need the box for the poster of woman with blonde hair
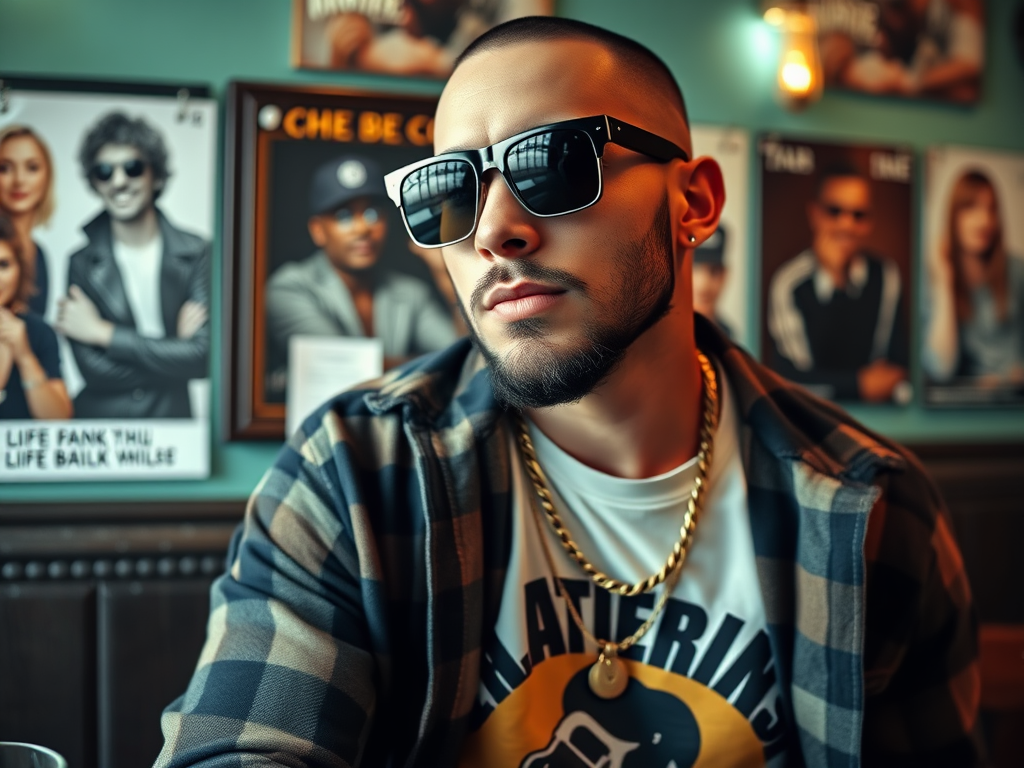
[923,146,1024,405]
[0,124,56,316]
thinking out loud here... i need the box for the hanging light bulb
[763,4,787,26]
[763,3,824,110]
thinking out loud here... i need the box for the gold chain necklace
[514,350,719,699]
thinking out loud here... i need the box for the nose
[110,165,130,186]
[472,169,541,260]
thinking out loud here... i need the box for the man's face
[691,263,727,319]
[90,144,158,223]
[433,39,688,408]
[808,176,873,276]
[308,197,387,274]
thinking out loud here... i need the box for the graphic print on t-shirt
[459,377,789,768]
[461,584,786,768]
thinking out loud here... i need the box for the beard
[464,198,675,410]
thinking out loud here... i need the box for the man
[767,166,910,402]
[158,17,980,768]
[692,222,733,338]
[55,112,209,418]
[264,154,458,377]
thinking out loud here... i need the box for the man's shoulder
[703,318,909,482]
[769,249,817,293]
[377,270,437,301]
[157,209,208,255]
[267,252,328,291]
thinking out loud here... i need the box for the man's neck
[334,266,374,294]
[812,244,853,292]
[524,296,704,480]
[111,207,159,248]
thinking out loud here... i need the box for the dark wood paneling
[0,582,96,768]
[97,580,213,768]
[0,500,245,525]
[917,447,1024,624]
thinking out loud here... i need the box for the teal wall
[1,0,1022,503]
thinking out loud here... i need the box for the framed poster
[224,81,464,440]
[759,135,914,404]
[0,75,216,481]
[922,145,1024,406]
[690,126,751,348]
[817,0,985,103]
[291,0,553,77]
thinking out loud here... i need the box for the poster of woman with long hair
[923,146,1024,406]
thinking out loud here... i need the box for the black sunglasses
[822,203,870,222]
[90,159,147,182]
[384,115,689,248]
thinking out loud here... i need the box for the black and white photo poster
[0,77,216,480]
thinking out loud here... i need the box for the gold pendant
[588,646,628,699]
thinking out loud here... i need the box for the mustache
[469,260,589,314]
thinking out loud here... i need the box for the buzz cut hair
[454,16,689,127]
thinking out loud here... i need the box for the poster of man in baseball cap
[224,82,464,439]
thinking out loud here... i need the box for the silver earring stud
[689,235,697,244]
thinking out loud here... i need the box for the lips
[483,282,564,311]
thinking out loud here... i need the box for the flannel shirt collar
[363,315,906,483]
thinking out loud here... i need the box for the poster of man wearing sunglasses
[0,76,215,481]
[760,136,913,404]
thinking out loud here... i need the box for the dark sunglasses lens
[825,204,868,221]
[91,163,114,182]
[401,160,477,246]
[124,159,146,178]
[506,129,599,215]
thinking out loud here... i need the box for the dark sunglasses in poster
[821,203,870,222]
[89,159,148,182]
[384,115,690,248]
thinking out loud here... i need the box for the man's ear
[308,217,327,247]
[675,156,725,249]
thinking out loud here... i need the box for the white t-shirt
[460,377,790,768]
[112,234,164,338]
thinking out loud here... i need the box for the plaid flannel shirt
[157,317,982,767]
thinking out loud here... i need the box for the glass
[0,743,68,768]
[89,159,147,182]
[385,115,689,248]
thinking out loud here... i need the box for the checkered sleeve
[860,454,984,767]
[155,414,379,767]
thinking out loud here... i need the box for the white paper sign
[1,419,209,481]
[286,336,384,437]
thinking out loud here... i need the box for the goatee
[466,199,675,410]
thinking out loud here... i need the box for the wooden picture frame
[223,81,448,439]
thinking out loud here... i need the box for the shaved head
[452,16,691,154]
